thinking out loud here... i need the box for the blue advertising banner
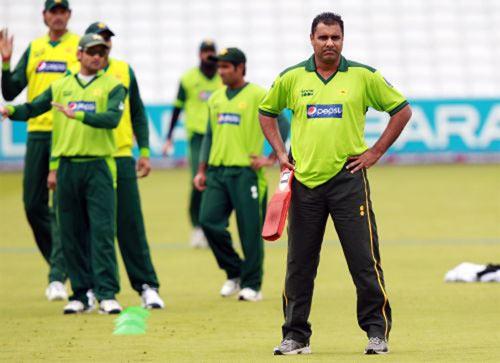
[1,99,499,167]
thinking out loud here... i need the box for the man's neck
[48,29,67,42]
[227,79,246,90]
[314,54,340,77]
[79,68,98,77]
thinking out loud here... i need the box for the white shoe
[220,278,240,297]
[238,287,263,302]
[86,290,97,312]
[99,299,123,314]
[46,281,68,301]
[63,300,86,314]
[190,227,208,248]
[141,284,164,309]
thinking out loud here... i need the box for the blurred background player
[193,48,289,302]
[163,40,222,248]
[82,22,164,309]
[0,0,79,301]
[1,33,127,314]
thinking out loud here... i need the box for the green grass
[1,164,499,362]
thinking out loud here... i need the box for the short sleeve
[366,71,408,116]
[259,75,287,117]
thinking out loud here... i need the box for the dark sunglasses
[85,47,107,57]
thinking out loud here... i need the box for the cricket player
[0,0,79,301]
[194,48,289,301]
[163,40,223,248]
[259,13,412,355]
[80,22,163,309]
[1,33,127,314]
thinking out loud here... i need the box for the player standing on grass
[79,22,164,309]
[163,40,223,248]
[259,12,412,355]
[193,48,289,301]
[1,34,127,315]
[0,0,79,301]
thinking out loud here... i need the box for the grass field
[1,164,499,362]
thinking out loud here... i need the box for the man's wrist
[5,105,15,115]
[2,60,11,71]
[197,162,207,174]
[371,144,385,157]
[73,111,85,121]
[139,147,150,158]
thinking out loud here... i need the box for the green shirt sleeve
[9,86,53,121]
[80,84,127,129]
[2,45,30,101]
[259,75,288,118]
[128,66,149,155]
[173,81,186,109]
[365,71,408,116]
[199,117,212,164]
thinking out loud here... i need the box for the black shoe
[364,337,389,354]
[273,338,311,355]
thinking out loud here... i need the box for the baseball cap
[78,33,109,51]
[44,0,70,11]
[209,47,246,64]
[200,39,216,52]
[85,22,115,37]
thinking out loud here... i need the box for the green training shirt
[259,55,408,188]
[9,72,126,168]
[205,83,267,167]
[174,67,222,136]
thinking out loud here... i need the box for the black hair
[311,12,344,35]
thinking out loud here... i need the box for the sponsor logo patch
[67,101,97,113]
[35,61,67,73]
[217,113,241,125]
[306,104,343,119]
[198,90,212,101]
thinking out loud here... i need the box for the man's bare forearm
[259,114,287,157]
[372,105,412,155]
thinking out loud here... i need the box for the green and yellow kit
[259,55,408,189]
[69,58,159,294]
[175,67,223,136]
[259,55,409,343]
[8,72,127,304]
[172,66,223,228]
[199,83,269,290]
[1,31,79,284]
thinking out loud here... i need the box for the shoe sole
[98,309,122,315]
[273,347,312,355]
[220,289,240,297]
[63,310,82,315]
[48,296,67,301]
[143,303,164,309]
[364,349,389,355]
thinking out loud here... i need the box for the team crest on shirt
[306,104,343,119]
[217,113,241,125]
[199,90,212,101]
[67,101,97,113]
[33,49,46,57]
[36,61,67,73]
